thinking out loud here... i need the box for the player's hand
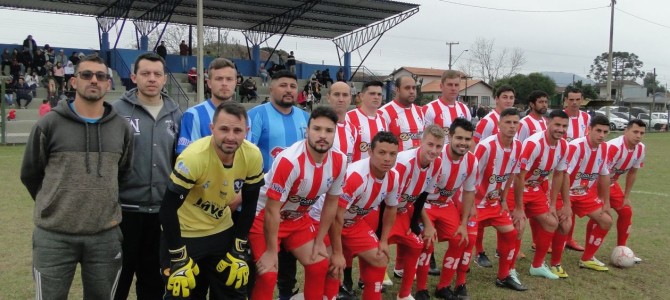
[455,224,468,247]
[557,205,572,223]
[602,202,612,217]
[311,239,329,262]
[511,208,526,232]
[549,205,558,219]
[167,247,200,298]
[417,224,437,248]
[623,197,632,208]
[256,250,278,275]
[328,252,346,279]
[500,200,509,214]
[215,238,250,289]
[377,240,390,260]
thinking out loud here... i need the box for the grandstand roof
[1,0,419,39]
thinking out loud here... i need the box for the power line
[615,8,670,29]
[435,0,608,13]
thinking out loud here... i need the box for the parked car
[595,111,628,130]
[636,113,668,130]
[612,111,633,121]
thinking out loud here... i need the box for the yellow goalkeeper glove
[216,238,250,289]
[167,246,200,298]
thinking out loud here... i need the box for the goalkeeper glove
[216,238,250,289]
[167,246,200,298]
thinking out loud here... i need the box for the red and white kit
[473,110,500,144]
[379,100,425,151]
[422,98,472,130]
[333,120,358,163]
[516,114,547,142]
[564,110,590,142]
[346,108,388,161]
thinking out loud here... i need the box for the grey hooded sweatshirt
[112,89,182,213]
[21,99,134,235]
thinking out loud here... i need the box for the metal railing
[165,67,191,110]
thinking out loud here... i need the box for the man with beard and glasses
[177,58,238,154]
[159,102,264,299]
[517,91,549,142]
[250,107,347,300]
[21,54,134,299]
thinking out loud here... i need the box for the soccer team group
[21,53,647,300]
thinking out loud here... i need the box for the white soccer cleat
[383,272,393,286]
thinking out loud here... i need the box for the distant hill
[540,71,595,87]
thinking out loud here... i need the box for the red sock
[251,270,278,300]
[395,244,407,271]
[529,218,540,245]
[438,237,466,289]
[359,259,386,300]
[511,238,522,269]
[550,232,568,266]
[325,275,340,300]
[582,219,609,261]
[398,245,422,298]
[532,225,554,268]
[415,244,433,291]
[567,214,576,241]
[475,224,485,253]
[456,233,476,286]
[303,259,328,300]
[496,230,517,280]
[616,206,633,246]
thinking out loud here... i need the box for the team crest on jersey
[326,177,334,188]
[270,147,285,158]
[233,179,244,193]
[203,181,210,189]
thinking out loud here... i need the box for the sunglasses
[77,71,109,81]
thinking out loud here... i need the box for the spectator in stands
[156,41,167,59]
[108,66,115,90]
[14,77,33,108]
[286,50,296,74]
[64,61,75,91]
[310,75,322,103]
[319,68,333,88]
[77,52,85,62]
[240,76,258,102]
[236,72,244,94]
[259,64,269,86]
[20,48,33,75]
[179,40,189,71]
[33,49,47,76]
[25,71,39,97]
[187,67,197,91]
[43,44,53,62]
[4,77,14,107]
[55,49,68,66]
[39,99,51,117]
[262,96,269,104]
[9,59,21,83]
[336,67,345,82]
[23,35,37,60]
[47,77,58,107]
[350,82,357,104]
[69,51,80,66]
[1,49,10,76]
[53,62,65,93]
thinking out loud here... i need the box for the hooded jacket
[112,89,182,213]
[21,99,134,235]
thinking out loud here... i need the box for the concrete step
[3,120,36,134]
[3,133,29,144]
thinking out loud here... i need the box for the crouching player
[159,102,264,299]
[250,107,347,300]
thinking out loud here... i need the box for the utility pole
[605,0,616,118]
[447,41,459,70]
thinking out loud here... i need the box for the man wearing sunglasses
[21,54,134,299]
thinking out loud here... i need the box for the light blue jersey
[247,103,309,172]
[176,99,216,154]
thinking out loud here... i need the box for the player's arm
[20,124,47,200]
[378,201,397,258]
[458,190,474,246]
[176,111,197,154]
[623,167,638,206]
[512,169,527,221]
[118,123,135,181]
[598,174,611,213]
[328,198,346,278]
[257,198,281,274]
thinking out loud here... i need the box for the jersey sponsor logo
[526,179,543,187]
[486,189,501,202]
[124,117,141,135]
[488,174,510,184]
[270,183,286,194]
[399,132,422,142]
[194,198,226,219]
[347,205,372,217]
[166,119,177,137]
[341,192,354,204]
[400,194,418,204]
[287,195,319,206]
[178,137,191,147]
[575,172,598,181]
[280,210,305,220]
[176,161,190,175]
[532,168,551,177]
[233,179,244,193]
[270,147,285,158]
[359,141,370,153]
[437,188,455,198]
[611,167,627,175]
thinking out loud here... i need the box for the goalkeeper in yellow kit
[159,102,264,299]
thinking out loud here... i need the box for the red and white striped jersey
[564,110,590,142]
[334,121,358,163]
[606,136,646,183]
[338,158,400,228]
[256,140,347,221]
[379,100,425,151]
[474,134,522,208]
[346,108,388,162]
[474,110,500,144]
[516,131,569,191]
[394,148,442,212]
[565,137,609,196]
[422,98,472,130]
[516,114,547,142]
[425,146,478,206]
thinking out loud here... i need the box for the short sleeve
[634,145,646,168]
[565,143,579,174]
[518,140,538,172]
[245,147,264,186]
[327,154,347,196]
[265,157,297,202]
[384,169,400,206]
[170,154,202,191]
[463,158,478,192]
[339,172,363,208]
[176,111,197,154]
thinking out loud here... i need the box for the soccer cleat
[454,284,471,300]
[429,255,441,276]
[550,265,569,278]
[529,263,560,279]
[383,272,393,286]
[494,249,499,258]
[434,286,456,300]
[475,252,493,268]
[565,239,585,251]
[415,290,430,300]
[337,285,357,300]
[397,295,415,300]
[579,257,609,271]
[496,275,528,291]
[509,269,520,285]
[357,279,364,290]
[393,268,404,279]
[634,256,642,263]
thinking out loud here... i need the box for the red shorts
[341,220,379,258]
[364,207,380,232]
[523,189,551,218]
[425,203,461,241]
[609,182,625,209]
[249,211,317,261]
[477,206,513,228]
[506,188,516,212]
[569,187,603,217]
[389,209,423,249]
[310,218,331,247]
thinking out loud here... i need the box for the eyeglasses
[77,71,109,81]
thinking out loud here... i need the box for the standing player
[389,124,445,300]
[514,110,571,279]
[159,103,264,299]
[422,70,472,130]
[346,81,388,161]
[177,58,237,153]
[327,81,358,163]
[563,88,591,251]
[605,119,646,261]
[250,107,347,300]
[517,91,549,142]
[565,115,613,271]
[339,132,400,300]
[472,108,527,291]
[379,76,424,151]
[414,118,478,300]
[472,85,516,268]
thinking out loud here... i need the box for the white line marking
[632,190,669,197]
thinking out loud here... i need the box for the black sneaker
[337,285,357,300]
[435,286,457,300]
[357,279,364,290]
[454,284,470,300]
[476,252,493,268]
[429,255,441,276]
[495,275,528,291]
[415,290,430,300]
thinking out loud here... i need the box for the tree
[588,51,644,83]
[459,37,526,84]
[565,80,599,100]
[643,72,666,95]
[128,25,247,58]
[493,72,556,105]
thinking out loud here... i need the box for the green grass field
[2,133,669,300]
